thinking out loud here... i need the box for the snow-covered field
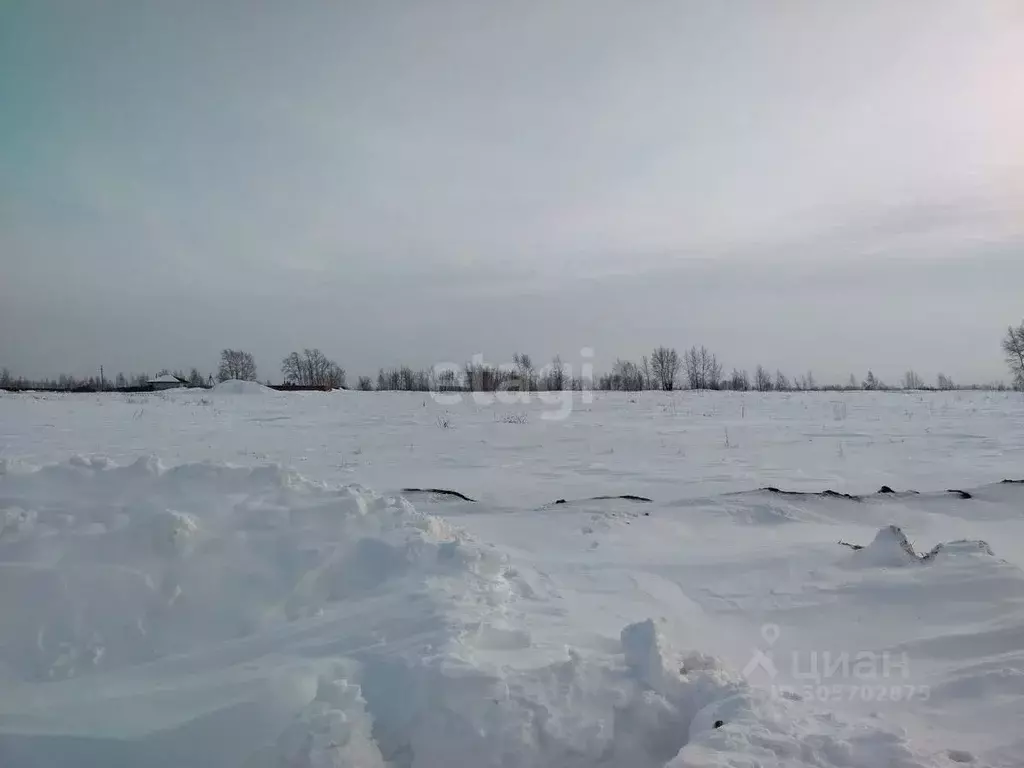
[1,386,1023,767]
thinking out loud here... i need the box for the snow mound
[854,525,922,567]
[923,539,995,562]
[0,457,510,765]
[209,378,275,395]
[851,526,997,568]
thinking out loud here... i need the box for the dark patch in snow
[552,495,653,505]
[1001,479,1024,484]
[762,487,862,501]
[401,488,477,502]
[875,485,920,497]
[713,720,724,729]
[946,489,973,499]
[838,540,864,551]
[947,748,975,763]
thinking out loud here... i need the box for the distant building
[148,374,188,391]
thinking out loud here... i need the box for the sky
[2,0,1023,385]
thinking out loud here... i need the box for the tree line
[5,326,1024,393]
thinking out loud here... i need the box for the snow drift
[209,379,276,395]
[0,457,953,767]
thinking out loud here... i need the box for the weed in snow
[498,412,529,424]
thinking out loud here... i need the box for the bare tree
[544,355,566,391]
[729,368,750,391]
[281,352,302,385]
[650,346,681,391]
[683,347,700,389]
[281,348,344,388]
[936,373,955,391]
[863,370,881,391]
[683,346,721,390]
[774,370,791,392]
[608,359,643,391]
[512,352,536,392]
[433,368,459,392]
[640,355,653,391]
[218,349,257,382]
[902,370,924,390]
[706,350,724,390]
[357,376,374,391]
[847,373,859,390]
[1003,322,1024,390]
[754,365,772,392]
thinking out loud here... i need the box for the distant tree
[218,349,257,382]
[609,359,643,391]
[729,368,750,391]
[685,347,703,389]
[754,365,772,392]
[433,368,459,392]
[1003,322,1024,390]
[684,346,722,390]
[650,346,681,391]
[357,375,374,391]
[188,368,205,387]
[281,352,302,385]
[0,367,11,388]
[544,355,566,391]
[774,370,791,392]
[640,355,653,390]
[512,352,536,392]
[936,373,955,391]
[847,373,859,390]
[863,370,881,391]
[902,370,924,390]
[281,349,344,388]
[707,351,724,390]
[114,372,127,389]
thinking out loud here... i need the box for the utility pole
[100,366,105,389]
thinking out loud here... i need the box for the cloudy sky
[2,0,1023,384]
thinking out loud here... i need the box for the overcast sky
[2,0,1023,384]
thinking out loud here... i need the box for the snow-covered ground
[1,387,1023,767]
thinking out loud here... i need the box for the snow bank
[0,457,941,767]
[0,457,499,765]
[209,378,276,395]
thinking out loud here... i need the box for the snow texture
[208,378,277,395]
[1,390,1024,766]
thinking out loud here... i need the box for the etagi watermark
[743,624,929,704]
[429,348,595,421]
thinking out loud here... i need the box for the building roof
[148,374,186,384]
